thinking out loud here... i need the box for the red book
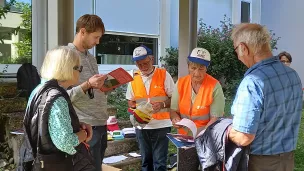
[100,67,133,92]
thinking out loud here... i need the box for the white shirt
[126,68,175,129]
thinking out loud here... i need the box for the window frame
[240,0,252,23]
[232,0,261,24]
[0,0,37,74]
[94,31,160,74]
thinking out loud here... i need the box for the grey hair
[231,23,271,55]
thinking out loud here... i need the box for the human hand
[88,74,107,89]
[76,130,87,143]
[150,102,163,113]
[128,108,151,124]
[80,122,93,142]
[171,116,182,129]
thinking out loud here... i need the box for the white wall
[170,0,232,48]
[197,0,232,28]
[95,0,160,35]
[261,0,304,83]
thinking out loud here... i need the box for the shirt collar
[244,56,279,76]
[68,43,88,55]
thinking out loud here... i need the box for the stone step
[0,97,27,113]
[0,82,18,98]
[106,152,141,171]
[105,138,139,157]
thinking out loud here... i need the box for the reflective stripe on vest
[180,113,210,121]
[131,68,170,120]
[177,74,218,135]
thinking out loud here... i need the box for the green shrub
[107,85,129,119]
[160,47,178,77]
[161,16,280,100]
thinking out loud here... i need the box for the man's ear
[80,28,86,35]
[240,43,249,56]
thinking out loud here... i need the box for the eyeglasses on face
[73,65,83,73]
[233,44,241,57]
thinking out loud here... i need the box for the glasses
[73,65,83,73]
[233,44,241,57]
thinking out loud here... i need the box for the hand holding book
[100,67,133,92]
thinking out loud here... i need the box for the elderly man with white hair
[228,23,302,171]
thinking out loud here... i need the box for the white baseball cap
[187,48,211,67]
[132,45,153,62]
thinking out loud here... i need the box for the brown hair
[76,14,105,34]
[278,51,292,63]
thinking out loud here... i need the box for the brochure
[100,67,133,92]
[167,118,206,148]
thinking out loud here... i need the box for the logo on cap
[197,50,206,58]
[134,49,142,56]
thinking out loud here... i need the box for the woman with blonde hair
[22,46,96,171]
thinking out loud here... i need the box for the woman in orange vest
[170,48,225,135]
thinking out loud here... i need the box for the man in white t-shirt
[126,45,174,171]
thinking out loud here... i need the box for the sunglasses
[73,65,83,73]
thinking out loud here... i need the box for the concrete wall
[261,0,304,83]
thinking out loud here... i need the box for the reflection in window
[241,1,251,23]
[95,34,158,65]
[0,0,32,64]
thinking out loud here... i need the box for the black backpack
[17,63,41,99]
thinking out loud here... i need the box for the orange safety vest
[131,68,170,120]
[177,74,218,135]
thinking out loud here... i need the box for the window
[0,0,32,65]
[241,1,251,23]
[95,34,158,65]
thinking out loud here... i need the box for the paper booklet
[100,67,133,92]
[167,118,205,148]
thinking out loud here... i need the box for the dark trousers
[88,125,108,171]
[249,151,294,171]
[136,127,171,171]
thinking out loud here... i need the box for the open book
[167,118,205,148]
[100,67,133,92]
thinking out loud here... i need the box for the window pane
[0,0,32,64]
[241,1,250,23]
[0,27,13,40]
[96,34,158,65]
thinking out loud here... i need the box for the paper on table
[175,118,198,138]
[129,152,141,157]
[103,155,128,164]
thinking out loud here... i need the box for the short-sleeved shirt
[231,56,303,155]
[170,80,225,117]
[126,68,175,129]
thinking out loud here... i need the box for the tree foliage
[161,15,280,99]
[13,2,32,63]
[0,0,17,44]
